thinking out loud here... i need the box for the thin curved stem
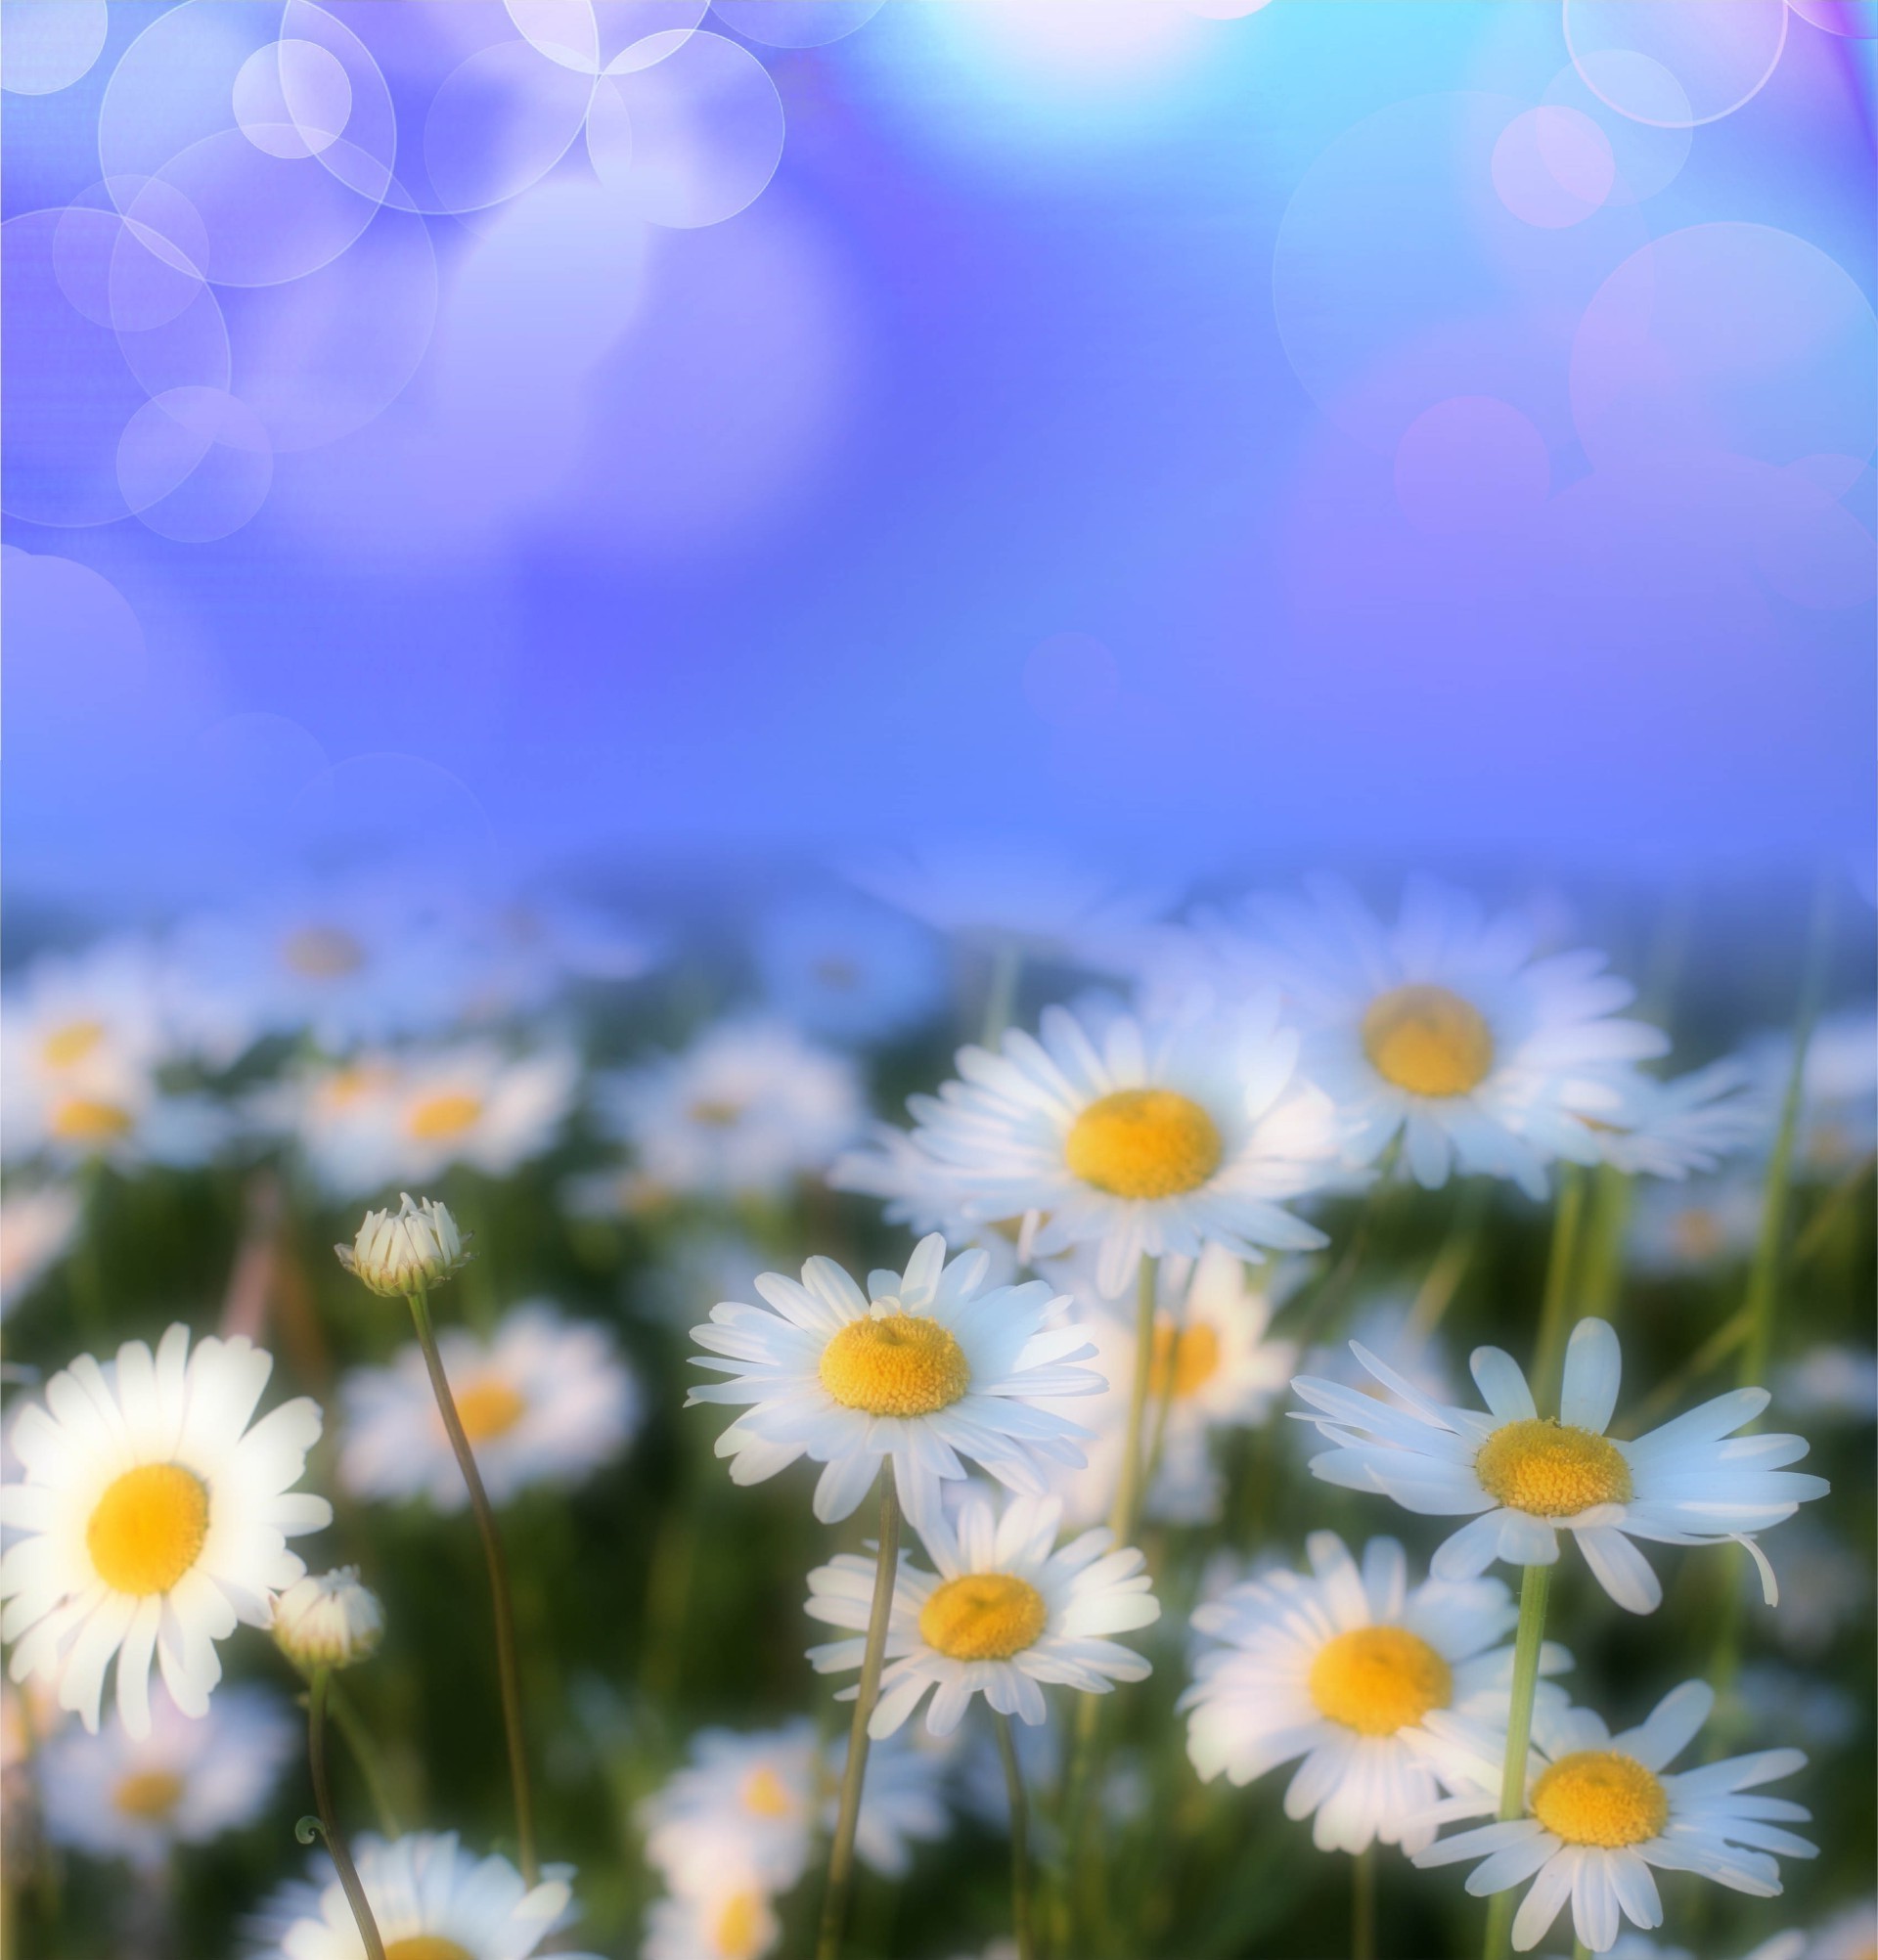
[1481,1563,1550,1960]
[406,1281,537,1883]
[308,1667,385,1960]
[815,1470,902,1960]
[995,1712,1036,1960]
[324,1674,402,1839]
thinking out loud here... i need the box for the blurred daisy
[1776,1343,1878,1424]
[639,1717,947,1896]
[1573,1061,1767,1180]
[828,1125,1025,1286]
[39,1681,294,1868]
[756,893,946,1042]
[910,999,1344,1299]
[455,890,660,1020]
[1628,1172,1763,1276]
[242,1829,602,1959]
[0,1180,81,1317]
[1809,1897,1878,1960]
[1602,1937,1804,1960]
[1745,1003,1877,1177]
[1231,876,1669,1196]
[1,1324,330,1734]
[1412,1680,1815,1954]
[1301,1294,1459,1413]
[1,937,177,1090]
[599,1018,866,1203]
[642,1884,781,1960]
[1182,1531,1568,1854]
[339,1303,640,1510]
[2,1051,223,1174]
[806,1489,1159,1738]
[691,1235,1100,1527]
[1294,1317,1828,1614]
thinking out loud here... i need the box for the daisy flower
[1745,1002,1877,1177]
[1602,1936,1804,1960]
[755,892,946,1043]
[642,1884,781,1960]
[598,1018,866,1203]
[1776,1343,1878,1425]
[0,1180,81,1317]
[1808,1897,1878,1960]
[456,890,660,1019]
[638,1717,947,1897]
[1,1324,331,1735]
[806,1489,1159,1738]
[1,936,177,1090]
[1,1046,223,1174]
[909,998,1345,1298]
[1411,1681,1815,1954]
[38,1680,295,1868]
[339,1303,640,1510]
[1294,1317,1828,1613]
[829,1124,1026,1287]
[1183,1532,1568,1853]
[1628,1171,1763,1275]
[241,1829,602,1959]
[1230,875,1670,1196]
[1571,1060,1767,1180]
[690,1234,1100,1527]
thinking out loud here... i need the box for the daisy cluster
[0,858,1869,1958]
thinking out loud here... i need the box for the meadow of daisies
[1,863,1872,1960]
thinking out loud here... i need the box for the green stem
[1108,1257,1159,1547]
[982,941,1024,1048]
[995,1712,1037,1960]
[815,1470,902,1960]
[1481,1562,1550,1960]
[406,1282,537,1883]
[1575,1163,1633,1326]
[1352,1844,1376,1960]
[308,1667,385,1960]
[324,1675,401,1839]
[1791,1147,1877,1269]
[1530,1168,1587,1413]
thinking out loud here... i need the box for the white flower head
[1627,1172,1763,1275]
[0,1325,331,1736]
[0,1180,81,1318]
[1182,1531,1570,1854]
[339,1304,641,1510]
[1412,1681,1816,1953]
[335,1192,470,1298]
[39,1680,295,1869]
[755,892,946,1043]
[1293,1318,1829,1615]
[271,1566,384,1670]
[689,1234,1103,1529]
[642,1884,781,1960]
[910,998,1347,1298]
[806,1489,1160,1738]
[1570,1059,1769,1180]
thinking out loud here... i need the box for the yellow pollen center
[87,1464,209,1595]
[41,1019,106,1068]
[1308,1626,1453,1735]
[1361,984,1496,1097]
[1475,1419,1632,1517]
[1531,1750,1668,1848]
[407,1091,484,1139]
[383,1941,475,1960]
[819,1314,970,1417]
[112,1769,186,1819]
[741,1764,796,1818]
[51,1095,134,1142]
[712,1892,768,1960]
[1063,1088,1224,1199]
[688,1097,744,1128]
[282,925,366,978]
[918,1572,1049,1661]
[453,1379,527,1445]
[1147,1317,1222,1401]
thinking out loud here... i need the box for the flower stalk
[1529,1167,1586,1413]
[1480,1561,1550,1960]
[307,1665,385,1960]
[995,1710,1037,1960]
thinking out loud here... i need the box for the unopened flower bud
[335,1192,469,1298]
[272,1567,384,1670]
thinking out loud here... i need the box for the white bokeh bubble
[3,205,230,528]
[1571,223,1878,471]
[508,0,710,71]
[2,0,110,96]
[1394,396,1550,534]
[419,39,597,214]
[588,30,783,228]
[710,1,886,49]
[55,190,207,332]
[1754,465,1877,610]
[1491,107,1614,229]
[1563,0,1788,127]
[1541,56,1692,206]
[116,384,274,543]
[233,37,354,160]
[1786,0,1878,36]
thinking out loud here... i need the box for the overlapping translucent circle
[1394,396,1550,534]
[1,0,110,97]
[588,29,784,227]
[116,386,275,544]
[710,1,886,48]
[1541,58,1691,205]
[232,37,354,160]
[507,0,710,72]
[1491,107,1615,229]
[1563,0,1788,128]
[1786,0,1878,36]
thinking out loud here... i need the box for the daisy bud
[272,1567,384,1670]
[335,1192,470,1298]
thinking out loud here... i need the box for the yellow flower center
[1361,984,1496,1097]
[87,1464,210,1595]
[453,1378,527,1445]
[712,1892,769,1960]
[918,1572,1049,1660]
[1531,1750,1668,1848]
[1063,1088,1224,1199]
[383,1941,475,1960]
[41,1019,106,1068]
[282,925,367,978]
[1308,1626,1453,1736]
[688,1097,745,1128]
[51,1095,134,1142]
[1147,1317,1222,1402]
[819,1314,970,1417]
[407,1091,484,1140]
[112,1769,186,1819]
[1475,1419,1632,1517]
[1671,1208,1724,1264]
[741,1764,796,1817]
